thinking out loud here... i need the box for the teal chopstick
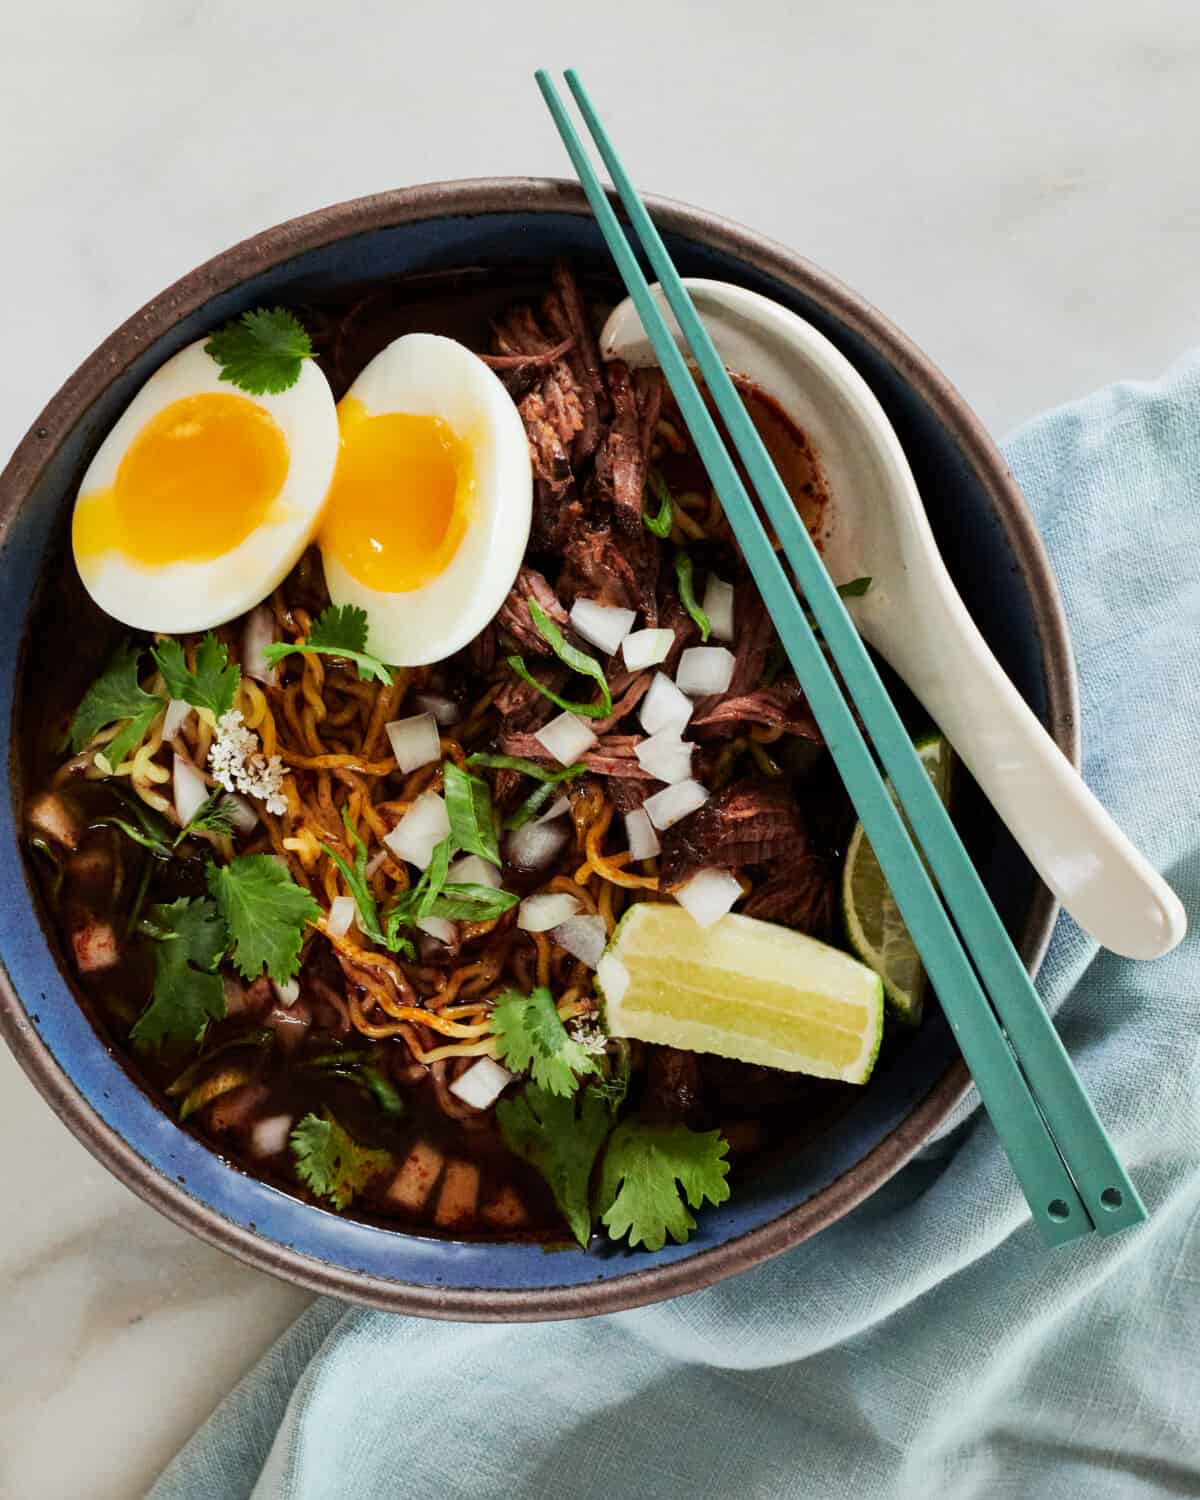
[538,68,1094,1246]
[557,68,1145,1241]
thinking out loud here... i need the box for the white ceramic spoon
[601,279,1185,960]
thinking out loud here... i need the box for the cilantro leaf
[290,1109,392,1210]
[152,632,240,719]
[204,307,314,396]
[69,644,166,769]
[526,598,613,716]
[643,466,674,538]
[129,897,228,1053]
[175,789,240,847]
[497,1084,613,1248]
[596,1120,731,1252]
[263,604,393,686]
[491,987,601,1098]
[673,551,711,642]
[443,760,501,867]
[206,854,321,984]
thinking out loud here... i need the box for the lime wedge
[596,904,884,1085]
[841,733,952,1025]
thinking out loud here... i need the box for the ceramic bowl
[0,179,1076,1319]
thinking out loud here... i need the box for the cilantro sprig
[596,1120,731,1252]
[204,307,314,396]
[673,551,711,642]
[264,604,393,686]
[290,1109,392,1210]
[129,898,227,1053]
[496,1084,612,1248]
[69,644,166,770]
[491,987,601,1098]
[206,854,321,985]
[152,632,240,720]
[174,789,240,847]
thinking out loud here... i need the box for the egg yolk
[73,393,289,568]
[319,398,474,593]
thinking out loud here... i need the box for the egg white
[72,340,338,634]
[319,333,532,668]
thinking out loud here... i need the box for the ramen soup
[21,264,926,1250]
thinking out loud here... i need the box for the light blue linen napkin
[151,354,1200,1500]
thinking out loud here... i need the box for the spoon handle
[864,588,1186,960]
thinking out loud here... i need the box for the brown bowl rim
[0,177,1077,1320]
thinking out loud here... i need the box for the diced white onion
[412,691,460,726]
[326,895,356,938]
[273,976,301,1008]
[622,628,674,671]
[640,671,693,735]
[535,794,571,824]
[534,711,597,766]
[676,645,736,697]
[228,794,260,836]
[701,576,735,641]
[365,848,390,878]
[644,779,709,830]
[173,753,209,826]
[634,728,695,785]
[385,791,450,869]
[416,914,458,947]
[449,1057,514,1111]
[518,892,581,932]
[569,598,637,655]
[675,867,742,928]
[162,698,194,741]
[242,604,278,685]
[624,807,661,861]
[249,1113,294,1159]
[550,913,608,970]
[505,819,570,872]
[386,713,441,774]
[447,853,502,889]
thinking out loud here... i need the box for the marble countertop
[3,1,1198,1494]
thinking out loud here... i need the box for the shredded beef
[546,262,608,461]
[497,566,571,654]
[609,778,649,814]
[478,334,574,398]
[493,665,569,732]
[692,681,823,741]
[659,778,807,886]
[643,1046,703,1125]
[588,672,651,734]
[498,731,652,779]
[740,855,838,942]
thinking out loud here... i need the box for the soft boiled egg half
[72,340,339,634]
[316,333,532,666]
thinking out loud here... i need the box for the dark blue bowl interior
[0,209,1048,1295]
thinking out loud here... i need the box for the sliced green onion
[421,884,519,922]
[504,765,588,831]
[526,600,613,716]
[837,576,872,599]
[442,762,501,868]
[505,656,611,720]
[643,467,674,538]
[467,752,585,784]
[416,835,452,918]
[674,551,711,642]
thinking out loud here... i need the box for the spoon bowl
[601,279,1185,960]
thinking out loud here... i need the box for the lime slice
[841,733,952,1025]
[596,904,884,1085]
